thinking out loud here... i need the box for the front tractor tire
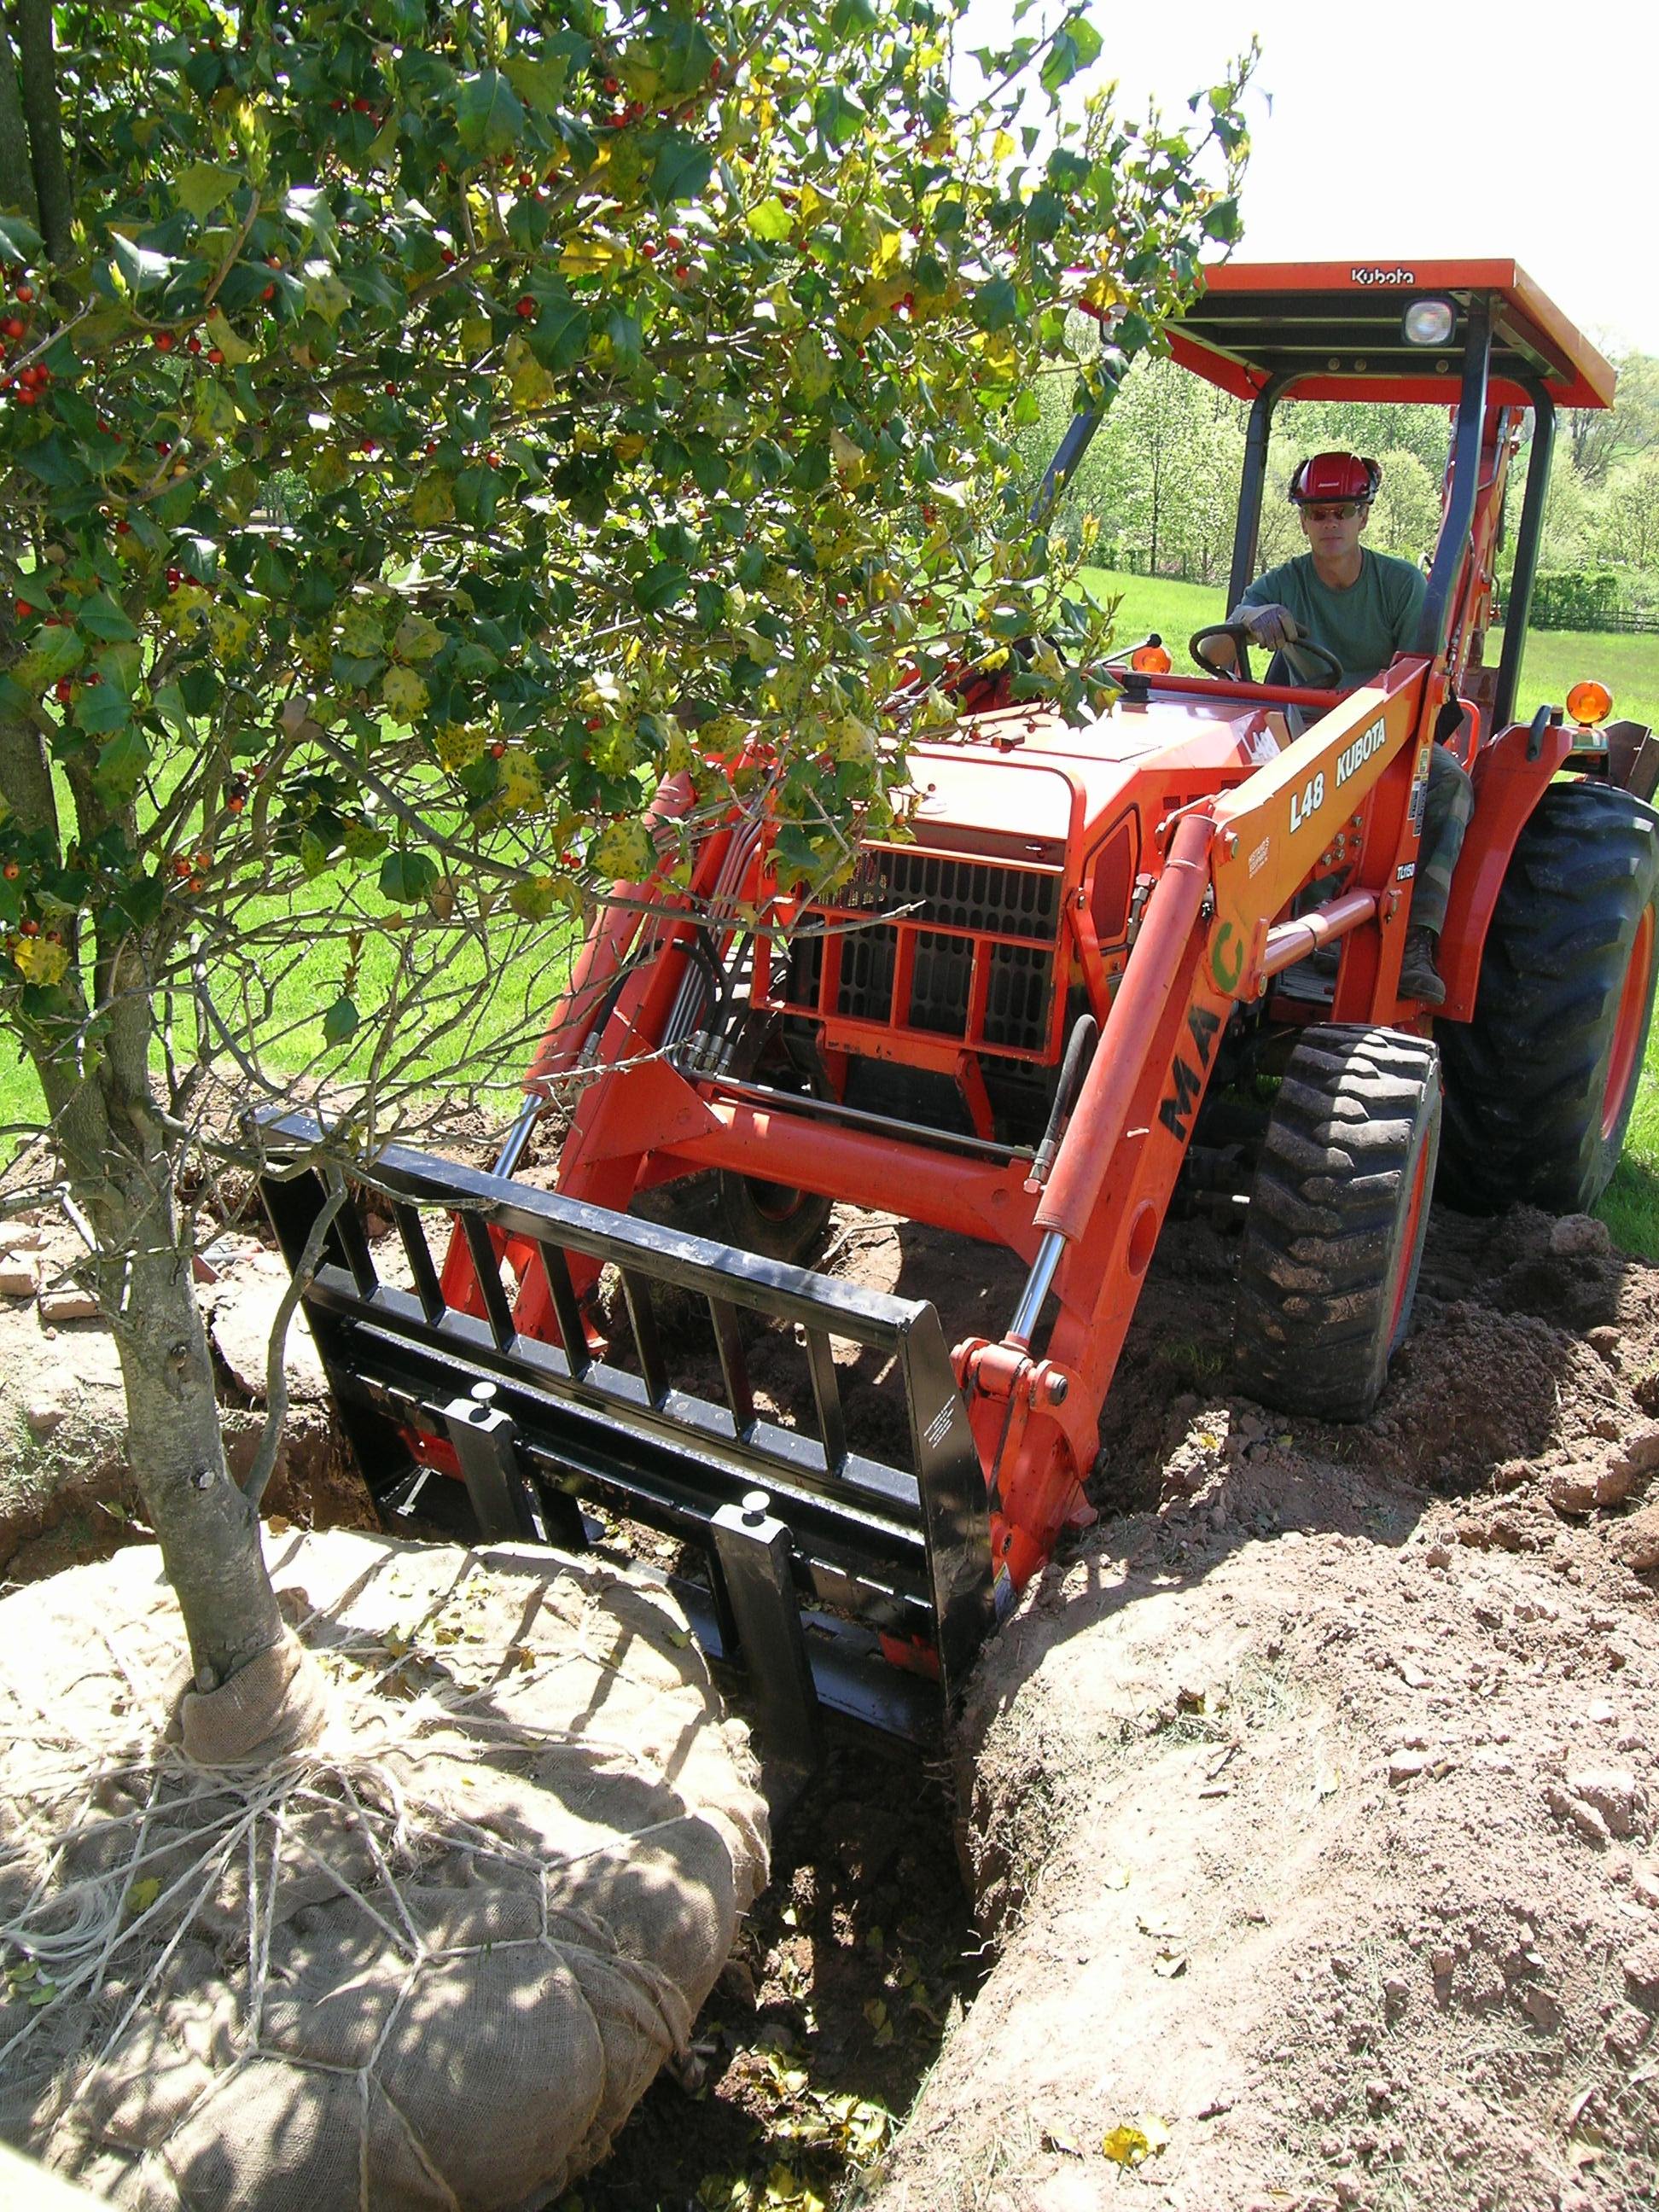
[1234,1026,1442,1423]
[1438,780,1659,1215]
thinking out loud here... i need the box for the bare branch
[242,1173,346,1511]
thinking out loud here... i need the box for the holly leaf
[0,212,44,266]
[77,593,139,643]
[73,684,131,736]
[503,55,571,111]
[454,70,526,158]
[1040,20,1103,95]
[634,562,690,614]
[650,131,713,207]
[108,233,177,294]
[92,726,150,803]
[321,997,358,1045]
[205,308,255,365]
[379,850,438,904]
[748,197,795,242]
[175,162,242,218]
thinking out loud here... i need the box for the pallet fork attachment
[256,1111,996,1746]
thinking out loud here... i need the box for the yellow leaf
[560,233,624,277]
[380,666,430,725]
[205,308,255,365]
[12,936,69,987]
[1102,2116,1169,2168]
[127,1877,162,1916]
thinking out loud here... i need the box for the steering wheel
[1188,623,1345,690]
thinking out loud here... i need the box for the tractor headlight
[1401,296,1457,347]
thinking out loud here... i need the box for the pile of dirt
[0,1218,375,1586]
[860,1203,1659,2212]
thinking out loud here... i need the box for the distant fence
[1493,602,1659,637]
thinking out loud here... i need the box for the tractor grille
[780,847,1062,1060]
[828,847,1060,940]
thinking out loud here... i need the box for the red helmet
[1289,451,1382,506]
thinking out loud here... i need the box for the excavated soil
[845,1201,1659,2212]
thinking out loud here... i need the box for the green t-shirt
[1241,549,1427,685]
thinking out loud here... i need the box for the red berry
[1,863,16,881]
[352,96,371,113]
[266,255,282,269]
[20,919,38,936]
[14,285,32,305]
[260,284,276,301]
[54,678,72,703]
[603,75,619,93]
[16,389,37,405]
[207,347,224,364]
[153,330,174,350]
[115,519,131,534]
[440,247,457,265]
[486,451,501,469]
[13,601,31,616]
[515,295,535,318]
[1,317,23,340]
[489,740,506,758]
[228,793,246,814]
[385,381,398,395]
[155,440,171,455]
[186,335,202,353]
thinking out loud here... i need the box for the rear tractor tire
[1233,1025,1441,1422]
[1438,779,1659,1215]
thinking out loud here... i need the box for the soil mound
[0,1528,768,2211]
[862,1208,1659,2212]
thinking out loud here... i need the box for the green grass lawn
[1085,566,1659,1260]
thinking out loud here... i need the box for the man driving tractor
[1217,451,1475,1006]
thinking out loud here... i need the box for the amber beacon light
[1565,679,1613,727]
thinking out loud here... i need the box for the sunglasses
[1301,501,1365,521]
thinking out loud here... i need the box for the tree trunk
[10,0,71,263]
[103,1161,289,1695]
[0,16,38,223]
[66,952,290,1695]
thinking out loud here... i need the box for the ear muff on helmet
[1289,452,1382,505]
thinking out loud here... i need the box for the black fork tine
[393,1202,445,1324]
[804,1330,847,1474]
[460,1212,516,1350]
[620,1268,668,1405]
[707,1296,755,1433]
[533,1239,590,1376]
[335,1197,379,1297]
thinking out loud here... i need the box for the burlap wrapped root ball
[0,1528,770,2210]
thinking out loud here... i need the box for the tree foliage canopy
[1,0,1248,1126]
[0,0,1249,1685]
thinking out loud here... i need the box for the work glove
[1239,602,1301,650]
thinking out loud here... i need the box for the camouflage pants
[1412,742,1475,936]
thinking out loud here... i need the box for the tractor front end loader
[262,261,1659,1757]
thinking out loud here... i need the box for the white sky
[961,1,1658,364]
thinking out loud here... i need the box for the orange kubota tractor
[262,261,1659,1751]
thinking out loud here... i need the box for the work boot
[1398,924,1447,1007]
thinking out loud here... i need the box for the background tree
[0,2,1248,1726]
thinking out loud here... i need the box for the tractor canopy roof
[1167,259,1615,410]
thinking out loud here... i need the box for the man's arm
[1389,562,1429,657]
[1207,573,1301,671]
